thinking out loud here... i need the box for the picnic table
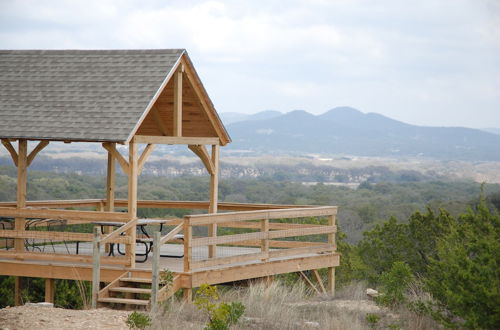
[91,219,183,262]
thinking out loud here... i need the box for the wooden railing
[181,206,337,273]
[0,207,133,266]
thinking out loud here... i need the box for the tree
[426,202,499,329]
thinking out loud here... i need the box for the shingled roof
[0,49,230,145]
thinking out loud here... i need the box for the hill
[224,107,500,161]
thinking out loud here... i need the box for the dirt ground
[0,304,131,330]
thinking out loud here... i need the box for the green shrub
[194,284,245,330]
[126,311,151,330]
[376,262,414,308]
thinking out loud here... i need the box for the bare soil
[0,304,131,330]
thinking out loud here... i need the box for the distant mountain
[220,110,282,125]
[226,107,500,161]
[482,128,500,135]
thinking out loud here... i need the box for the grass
[148,279,441,329]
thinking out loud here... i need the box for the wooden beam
[0,207,130,222]
[312,269,327,294]
[15,139,27,252]
[188,145,214,175]
[102,143,129,174]
[133,135,219,145]
[0,250,129,265]
[27,140,49,166]
[1,139,18,166]
[183,218,192,273]
[0,230,131,244]
[299,271,321,295]
[100,219,137,244]
[187,206,338,226]
[15,277,22,306]
[152,106,169,136]
[328,214,336,295]
[127,141,138,267]
[45,278,55,303]
[138,144,155,174]
[106,152,115,212]
[173,66,183,137]
[208,144,219,258]
[181,57,229,145]
[191,253,340,287]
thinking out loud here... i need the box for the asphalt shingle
[0,49,185,142]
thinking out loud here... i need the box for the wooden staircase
[97,271,181,309]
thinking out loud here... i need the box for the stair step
[110,287,151,294]
[120,277,152,284]
[98,297,150,306]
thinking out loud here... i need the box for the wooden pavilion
[0,49,339,308]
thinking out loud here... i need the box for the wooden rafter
[133,136,219,145]
[181,57,227,145]
[102,143,129,174]
[152,106,169,136]
[188,145,214,175]
[1,139,18,167]
[27,140,49,166]
[138,144,155,174]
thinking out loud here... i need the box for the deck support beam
[15,277,22,306]
[45,278,55,303]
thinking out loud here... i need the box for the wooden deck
[0,199,339,307]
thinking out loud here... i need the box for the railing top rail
[0,207,129,222]
[185,206,338,225]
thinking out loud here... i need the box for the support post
[91,227,101,309]
[14,140,27,305]
[208,144,219,258]
[183,217,192,272]
[261,215,269,262]
[15,139,27,251]
[45,278,55,303]
[173,66,183,137]
[327,214,336,295]
[105,150,115,253]
[127,141,138,268]
[151,231,160,309]
[183,217,193,303]
[14,277,22,306]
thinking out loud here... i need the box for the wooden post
[106,149,115,212]
[261,215,269,262]
[15,139,27,251]
[91,227,101,309]
[327,214,336,295]
[14,140,27,306]
[183,218,192,273]
[151,231,160,309]
[173,66,183,137]
[127,142,138,268]
[45,278,55,303]
[105,150,115,253]
[14,277,22,306]
[208,144,219,258]
[183,217,193,303]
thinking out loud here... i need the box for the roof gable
[0,49,230,145]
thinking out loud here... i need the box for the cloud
[0,0,498,128]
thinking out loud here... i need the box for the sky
[0,0,499,128]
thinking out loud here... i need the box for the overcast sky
[1,0,499,128]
